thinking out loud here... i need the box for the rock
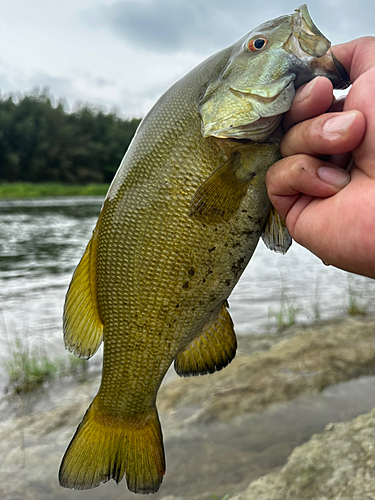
[231,408,375,500]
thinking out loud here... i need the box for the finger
[266,155,350,230]
[329,96,345,113]
[327,152,352,169]
[332,37,375,81]
[344,66,375,176]
[283,76,334,131]
[280,110,365,158]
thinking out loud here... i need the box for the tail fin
[59,400,165,494]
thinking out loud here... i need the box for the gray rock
[231,408,375,500]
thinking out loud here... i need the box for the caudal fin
[59,400,165,494]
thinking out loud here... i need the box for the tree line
[0,91,142,184]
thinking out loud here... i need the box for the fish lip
[308,49,351,90]
[229,73,295,100]
[331,52,351,89]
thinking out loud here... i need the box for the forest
[0,91,141,184]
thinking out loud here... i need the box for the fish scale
[59,5,350,495]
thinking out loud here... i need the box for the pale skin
[266,37,375,278]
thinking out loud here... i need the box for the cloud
[85,0,272,54]
[85,0,374,57]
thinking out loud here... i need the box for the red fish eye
[248,36,268,52]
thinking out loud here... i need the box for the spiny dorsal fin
[189,153,255,223]
[174,301,237,377]
[261,205,292,254]
[63,232,103,359]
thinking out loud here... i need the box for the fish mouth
[290,5,351,89]
[306,49,350,90]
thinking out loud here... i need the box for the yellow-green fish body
[60,5,349,494]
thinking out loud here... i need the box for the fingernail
[323,112,357,137]
[317,166,350,188]
[294,78,319,103]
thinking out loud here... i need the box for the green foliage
[0,182,109,198]
[0,90,141,185]
[4,336,87,394]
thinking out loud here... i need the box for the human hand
[266,37,375,278]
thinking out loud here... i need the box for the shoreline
[2,315,375,499]
[0,182,109,198]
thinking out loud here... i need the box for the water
[1,196,374,383]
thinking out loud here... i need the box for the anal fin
[174,301,237,377]
[63,231,103,359]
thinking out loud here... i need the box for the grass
[269,288,300,333]
[268,275,371,332]
[4,336,87,395]
[0,182,109,199]
[347,278,368,316]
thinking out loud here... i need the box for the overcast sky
[0,0,373,118]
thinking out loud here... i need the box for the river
[1,196,374,386]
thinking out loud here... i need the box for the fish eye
[247,36,268,52]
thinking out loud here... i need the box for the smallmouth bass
[59,5,350,494]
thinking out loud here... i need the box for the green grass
[347,278,368,316]
[0,182,109,198]
[4,336,87,395]
[269,288,300,333]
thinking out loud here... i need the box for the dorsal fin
[63,231,103,359]
[174,301,237,377]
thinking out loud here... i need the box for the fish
[59,4,350,495]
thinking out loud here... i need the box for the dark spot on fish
[176,303,180,308]
[188,267,195,276]
[231,257,245,275]
[242,229,254,237]
[242,209,247,213]
[225,279,231,287]
[208,246,216,253]
[182,281,189,289]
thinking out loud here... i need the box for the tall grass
[268,275,370,332]
[4,335,87,395]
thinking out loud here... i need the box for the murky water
[1,197,374,385]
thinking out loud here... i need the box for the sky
[0,0,373,118]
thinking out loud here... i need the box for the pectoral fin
[189,153,254,222]
[261,206,292,254]
[63,231,103,359]
[174,301,237,377]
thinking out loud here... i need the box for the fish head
[199,4,350,141]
